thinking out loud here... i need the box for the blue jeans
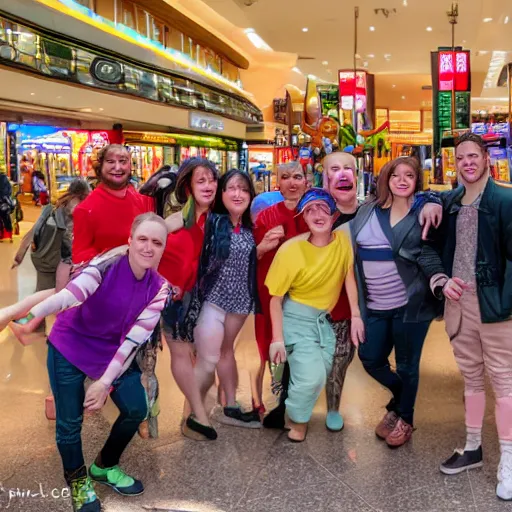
[358,308,431,426]
[47,342,148,475]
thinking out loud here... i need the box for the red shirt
[157,214,206,293]
[72,184,154,264]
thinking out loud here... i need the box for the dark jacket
[351,201,443,323]
[420,179,512,323]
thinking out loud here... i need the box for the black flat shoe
[182,415,218,441]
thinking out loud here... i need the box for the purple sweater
[48,252,168,380]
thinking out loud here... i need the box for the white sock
[464,427,482,452]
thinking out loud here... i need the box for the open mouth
[336,184,354,191]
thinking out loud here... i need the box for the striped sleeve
[98,281,171,387]
[30,266,103,319]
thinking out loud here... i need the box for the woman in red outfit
[157,158,220,441]
[252,162,307,414]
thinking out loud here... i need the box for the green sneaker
[89,463,144,496]
[69,474,100,512]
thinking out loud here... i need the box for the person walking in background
[351,157,444,448]
[32,170,48,206]
[190,169,261,428]
[8,213,171,512]
[0,170,14,241]
[422,133,512,501]
[266,188,362,442]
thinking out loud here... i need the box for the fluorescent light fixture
[483,17,493,22]
[244,28,272,51]
[369,26,375,31]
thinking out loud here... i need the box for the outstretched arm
[84,282,170,410]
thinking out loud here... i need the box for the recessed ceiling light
[367,53,375,58]
[478,50,489,55]
[483,17,493,22]
[99,108,104,111]
[384,53,391,59]
[462,39,467,43]
[302,27,309,32]
[426,26,433,31]
[402,0,408,5]
[401,95,406,100]
[30,92,35,96]
[505,16,510,24]
[369,26,375,31]
[292,66,302,73]
[392,84,396,88]
[322,60,328,65]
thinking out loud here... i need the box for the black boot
[263,362,290,429]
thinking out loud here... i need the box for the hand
[350,316,365,348]
[172,286,183,300]
[443,277,468,301]
[11,260,20,270]
[419,203,443,240]
[269,340,287,364]
[258,226,285,255]
[84,380,110,411]
[9,315,44,346]
[165,212,184,233]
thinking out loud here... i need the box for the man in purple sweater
[10,212,171,512]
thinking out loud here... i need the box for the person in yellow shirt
[265,188,363,442]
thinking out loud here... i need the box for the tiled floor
[0,206,511,511]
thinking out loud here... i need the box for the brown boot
[386,418,413,448]
[375,411,399,440]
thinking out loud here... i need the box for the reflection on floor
[0,208,510,512]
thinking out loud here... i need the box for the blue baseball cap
[297,187,337,216]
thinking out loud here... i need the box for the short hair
[322,152,357,189]
[277,161,305,177]
[375,157,423,207]
[130,212,167,238]
[175,158,219,205]
[94,144,130,178]
[455,132,488,154]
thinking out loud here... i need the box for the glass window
[203,48,221,73]
[149,16,164,45]
[221,59,239,82]
[165,26,182,52]
[182,37,196,60]
[73,0,93,8]
[120,0,136,29]
[136,5,148,37]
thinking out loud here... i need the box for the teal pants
[283,299,336,423]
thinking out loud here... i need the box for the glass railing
[0,12,263,124]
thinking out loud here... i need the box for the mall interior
[0,0,511,510]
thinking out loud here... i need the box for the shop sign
[338,71,367,113]
[189,113,224,132]
[125,132,177,145]
[438,51,470,92]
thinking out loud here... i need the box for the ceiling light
[367,53,375,58]
[56,96,61,99]
[505,16,510,24]
[363,61,368,67]
[99,108,104,111]
[478,50,489,56]
[302,27,309,32]
[292,66,302,74]
[401,95,406,100]
[30,92,35,96]
[483,17,493,22]
[322,60,328,65]
[244,28,272,51]
[392,84,396,88]
[426,26,433,31]
[384,53,391,60]
[369,26,375,31]
[402,0,408,5]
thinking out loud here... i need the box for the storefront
[123,131,241,179]
[8,124,117,201]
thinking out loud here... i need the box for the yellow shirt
[265,229,353,311]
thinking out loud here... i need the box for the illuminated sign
[189,113,224,132]
[338,70,367,113]
[438,51,470,92]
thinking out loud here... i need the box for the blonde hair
[130,212,167,238]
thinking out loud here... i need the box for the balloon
[251,191,284,221]
[344,145,355,153]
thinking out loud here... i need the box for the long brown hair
[55,178,90,209]
[375,157,423,207]
[174,158,219,204]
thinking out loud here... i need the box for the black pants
[0,208,12,233]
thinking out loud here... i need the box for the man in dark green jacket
[422,132,512,501]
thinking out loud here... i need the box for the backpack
[30,205,66,274]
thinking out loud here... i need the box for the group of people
[1,132,511,511]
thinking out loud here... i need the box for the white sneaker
[497,451,512,500]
